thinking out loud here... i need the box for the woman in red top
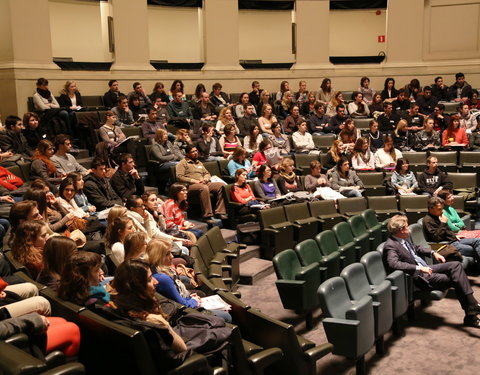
[442,114,469,148]
[230,169,262,215]
[161,184,204,239]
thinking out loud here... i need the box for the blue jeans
[210,309,232,323]
[341,189,363,198]
[187,228,204,239]
[452,238,480,258]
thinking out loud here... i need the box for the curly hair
[11,220,46,271]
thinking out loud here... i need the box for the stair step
[221,228,237,243]
[239,258,274,285]
[239,245,261,263]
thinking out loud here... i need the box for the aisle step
[239,257,274,285]
[239,245,261,262]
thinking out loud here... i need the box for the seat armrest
[248,347,283,370]
[41,363,86,375]
[168,353,212,375]
[304,343,333,362]
[4,333,29,348]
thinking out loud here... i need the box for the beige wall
[1,0,480,118]
[329,9,387,56]
[49,0,111,62]
[239,10,294,63]
[148,6,202,63]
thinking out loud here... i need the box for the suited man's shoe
[463,315,480,328]
[466,303,480,316]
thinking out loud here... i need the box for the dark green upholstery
[361,251,408,321]
[317,277,375,370]
[325,225,357,266]
[294,239,340,281]
[284,203,322,242]
[258,207,295,260]
[362,209,387,241]
[308,200,346,230]
[349,214,381,252]
[367,196,403,223]
[272,249,321,329]
[340,263,393,341]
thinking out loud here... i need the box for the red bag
[0,166,23,191]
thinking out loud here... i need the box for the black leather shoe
[463,315,480,328]
[466,303,480,316]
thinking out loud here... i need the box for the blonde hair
[328,139,343,163]
[61,80,77,95]
[281,91,293,110]
[280,157,294,171]
[218,107,233,126]
[175,128,189,140]
[145,239,173,275]
[154,129,168,144]
[395,119,408,137]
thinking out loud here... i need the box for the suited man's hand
[419,266,433,275]
[433,252,446,263]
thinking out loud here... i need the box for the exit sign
[378,35,385,43]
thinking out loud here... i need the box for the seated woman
[292,121,316,153]
[32,78,71,135]
[243,124,263,155]
[393,119,409,151]
[11,220,48,279]
[326,91,345,117]
[368,93,384,115]
[317,78,334,105]
[268,122,290,156]
[277,158,303,195]
[124,232,147,262]
[374,135,403,171]
[347,92,370,118]
[283,105,304,134]
[161,184,204,240]
[442,114,469,148]
[300,92,317,118]
[253,164,280,200]
[196,124,223,161]
[105,216,136,264]
[414,117,441,151]
[235,92,256,118]
[145,240,231,322]
[58,80,83,112]
[173,129,192,157]
[228,146,255,178]
[58,251,109,307]
[359,76,375,105]
[230,168,262,212]
[24,187,74,234]
[258,104,277,135]
[437,190,475,235]
[252,140,280,171]
[279,91,294,119]
[22,112,48,151]
[215,108,238,135]
[37,236,77,291]
[391,158,418,196]
[128,95,144,122]
[219,124,241,159]
[324,139,346,171]
[99,111,136,159]
[380,77,398,103]
[112,259,187,356]
[68,172,97,216]
[30,140,64,192]
[338,119,359,153]
[57,177,89,219]
[304,160,330,193]
[331,157,364,198]
[367,119,384,152]
[257,90,273,114]
[351,137,375,171]
[149,82,169,104]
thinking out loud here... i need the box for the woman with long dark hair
[391,158,418,195]
[331,157,364,198]
[380,77,398,103]
[318,78,334,105]
[161,184,204,239]
[351,137,375,171]
[374,134,403,170]
[112,259,187,354]
[253,164,280,200]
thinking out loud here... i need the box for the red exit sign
[378,35,385,43]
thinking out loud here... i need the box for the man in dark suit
[383,214,480,328]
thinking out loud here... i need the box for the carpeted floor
[238,271,480,375]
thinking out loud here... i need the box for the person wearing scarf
[277,157,303,195]
[30,140,65,193]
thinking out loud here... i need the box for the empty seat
[367,196,403,223]
[312,134,336,151]
[308,200,346,230]
[294,154,319,174]
[398,195,429,224]
[332,221,366,262]
[337,197,367,216]
[295,238,341,281]
[273,249,321,330]
[316,229,356,268]
[284,203,322,242]
[362,209,388,241]
[258,207,295,260]
[349,214,382,253]
[357,172,386,196]
[318,277,375,375]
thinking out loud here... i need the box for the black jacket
[58,92,83,109]
[196,137,223,160]
[417,168,452,195]
[110,168,145,200]
[0,130,33,157]
[84,173,122,211]
[103,90,125,109]
[423,212,457,242]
